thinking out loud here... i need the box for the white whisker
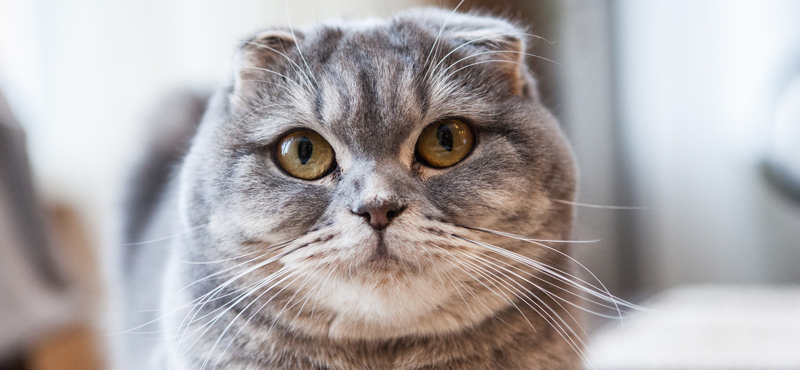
[196,268,300,370]
[455,225,643,315]
[124,222,210,247]
[208,268,310,370]
[424,0,466,79]
[441,256,509,325]
[448,253,538,332]
[475,250,631,316]
[243,41,314,90]
[284,4,317,86]
[459,234,633,317]
[552,198,646,210]
[452,249,593,366]
[435,49,561,83]
[429,31,553,78]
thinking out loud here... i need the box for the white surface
[586,285,800,370]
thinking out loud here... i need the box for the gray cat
[114,8,597,370]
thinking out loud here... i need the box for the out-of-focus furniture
[586,285,800,370]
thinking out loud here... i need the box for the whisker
[440,267,478,320]
[440,59,534,84]
[475,250,631,317]
[447,253,537,332]
[208,268,309,370]
[435,49,562,82]
[421,245,449,295]
[123,222,210,246]
[178,238,296,292]
[440,228,627,313]
[456,227,607,289]
[552,198,646,210]
[454,225,641,314]
[458,234,637,318]
[308,263,338,322]
[169,267,292,370]
[464,252,597,343]
[191,237,316,369]
[440,257,509,326]
[171,238,310,367]
[429,31,555,78]
[286,266,326,330]
[118,254,280,338]
[452,250,592,365]
[242,41,314,90]
[456,225,600,244]
[284,4,318,87]
[178,250,264,265]
[266,267,321,337]
[195,268,300,370]
[424,0,466,80]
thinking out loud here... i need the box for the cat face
[178,9,575,340]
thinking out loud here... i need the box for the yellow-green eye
[416,119,474,168]
[276,131,334,180]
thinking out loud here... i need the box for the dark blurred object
[756,72,800,285]
[0,92,102,369]
[762,73,800,206]
[0,96,66,291]
[0,354,26,370]
[762,159,800,205]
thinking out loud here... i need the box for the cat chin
[306,288,511,341]
[280,261,508,340]
[324,307,490,340]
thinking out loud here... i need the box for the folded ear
[233,29,303,99]
[451,30,527,95]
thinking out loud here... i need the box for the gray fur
[115,9,579,370]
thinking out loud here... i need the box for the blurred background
[0,0,798,369]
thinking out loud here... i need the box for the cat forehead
[234,10,528,153]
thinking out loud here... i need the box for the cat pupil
[437,124,454,151]
[298,136,313,164]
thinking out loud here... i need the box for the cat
[113,8,608,370]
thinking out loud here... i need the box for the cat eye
[416,119,474,168]
[276,131,335,180]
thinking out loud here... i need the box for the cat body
[115,9,579,370]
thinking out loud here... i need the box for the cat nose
[353,202,406,230]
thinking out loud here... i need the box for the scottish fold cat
[114,8,613,370]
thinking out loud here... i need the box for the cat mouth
[369,235,396,260]
[374,233,390,256]
[364,234,408,269]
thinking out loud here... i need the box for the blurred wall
[615,0,800,294]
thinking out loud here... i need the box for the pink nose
[353,203,406,230]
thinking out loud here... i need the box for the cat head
[179,9,576,340]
